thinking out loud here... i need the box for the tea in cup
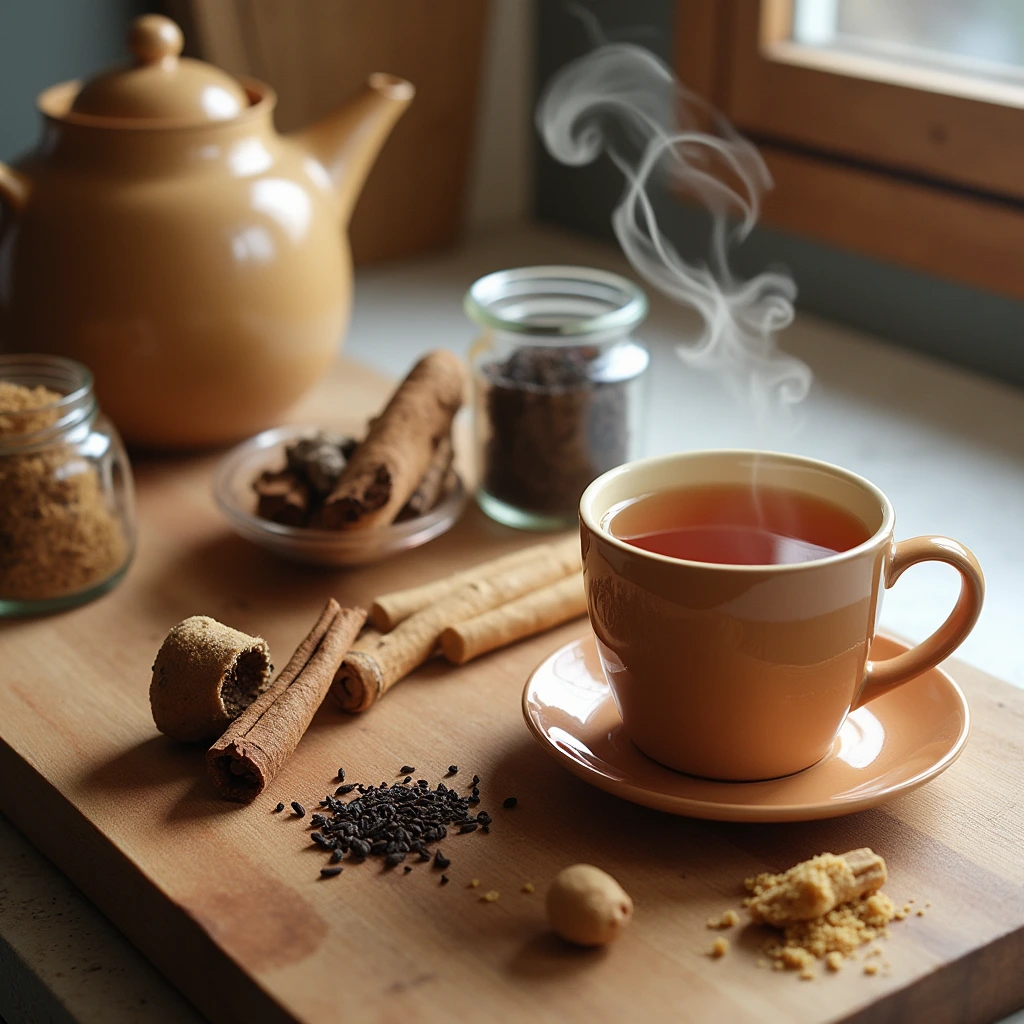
[579,450,984,781]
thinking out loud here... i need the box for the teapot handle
[0,163,30,212]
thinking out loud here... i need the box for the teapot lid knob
[128,14,185,65]
[69,12,249,123]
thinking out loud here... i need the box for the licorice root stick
[207,600,365,801]
[370,535,580,631]
[440,573,586,665]
[332,542,581,712]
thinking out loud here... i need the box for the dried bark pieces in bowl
[213,424,466,567]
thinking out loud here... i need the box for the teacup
[579,450,984,781]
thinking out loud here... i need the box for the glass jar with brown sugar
[465,266,649,530]
[0,354,135,616]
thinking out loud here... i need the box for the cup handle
[853,536,984,710]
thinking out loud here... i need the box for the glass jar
[465,266,649,530]
[0,354,136,616]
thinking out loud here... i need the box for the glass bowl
[213,424,466,567]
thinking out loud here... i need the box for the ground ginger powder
[0,381,126,601]
[744,850,897,977]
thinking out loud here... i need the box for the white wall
[466,0,535,231]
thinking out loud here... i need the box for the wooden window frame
[676,0,1024,300]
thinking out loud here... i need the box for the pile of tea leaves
[278,767,499,879]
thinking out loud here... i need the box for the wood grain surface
[1,360,1023,1024]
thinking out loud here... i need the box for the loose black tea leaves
[291,768,489,880]
[477,346,640,518]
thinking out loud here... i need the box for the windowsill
[350,222,1024,689]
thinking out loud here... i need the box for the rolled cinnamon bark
[207,600,366,801]
[397,435,454,521]
[440,573,586,665]
[370,535,580,631]
[332,541,581,712]
[320,351,466,530]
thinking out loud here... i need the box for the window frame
[675,0,1024,300]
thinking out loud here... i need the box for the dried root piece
[440,572,586,665]
[370,535,579,631]
[746,849,887,926]
[332,539,580,712]
[255,469,310,526]
[320,351,466,529]
[150,616,272,742]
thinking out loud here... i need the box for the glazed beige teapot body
[0,15,413,448]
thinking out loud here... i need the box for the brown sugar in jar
[0,355,135,615]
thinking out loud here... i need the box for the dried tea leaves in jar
[478,345,639,520]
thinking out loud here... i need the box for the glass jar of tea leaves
[465,266,649,530]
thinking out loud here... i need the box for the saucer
[522,633,969,822]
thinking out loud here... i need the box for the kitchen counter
[2,224,1022,1023]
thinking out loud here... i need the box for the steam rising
[537,43,811,421]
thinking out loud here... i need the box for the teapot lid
[70,14,250,123]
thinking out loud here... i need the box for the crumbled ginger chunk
[746,851,884,927]
[744,850,899,977]
[707,909,740,929]
[864,962,880,976]
[709,937,729,958]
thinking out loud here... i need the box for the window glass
[792,0,1024,82]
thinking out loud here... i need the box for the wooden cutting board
[1,359,1023,1024]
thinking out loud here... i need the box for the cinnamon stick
[320,351,466,530]
[440,573,586,665]
[332,542,581,712]
[397,435,454,521]
[370,536,580,631]
[207,600,365,801]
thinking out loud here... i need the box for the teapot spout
[291,73,414,225]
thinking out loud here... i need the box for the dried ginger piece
[746,849,886,925]
[745,850,896,977]
[707,909,740,929]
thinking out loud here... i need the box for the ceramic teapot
[0,14,413,448]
